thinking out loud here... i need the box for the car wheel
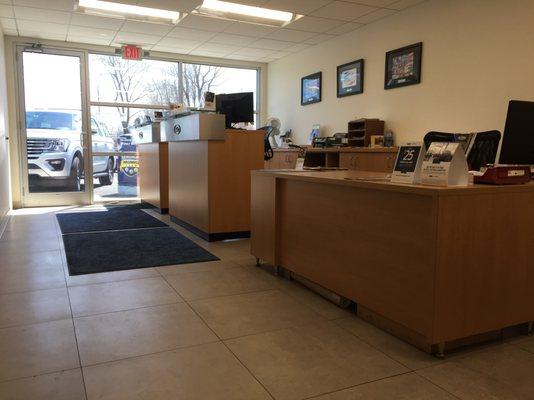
[68,155,82,191]
[98,158,114,186]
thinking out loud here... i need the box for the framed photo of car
[301,72,322,106]
[385,42,422,90]
[337,59,364,97]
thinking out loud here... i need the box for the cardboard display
[421,142,469,186]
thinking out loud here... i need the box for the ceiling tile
[67,34,111,46]
[13,0,75,12]
[231,47,274,57]
[225,0,268,6]
[304,33,336,45]
[150,45,191,54]
[14,6,71,24]
[326,21,363,35]
[354,7,396,23]
[268,50,292,59]
[227,53,262,62]
[18,30,66,40]
[248,38,292,50]
[156,37,203,50]
[342,0,398,6]
[167,26,216,41]
[68,25,116,40]
[223,21,276,37]
[137,0,203,12]
[70,13,124,30]
[284,16,341,33]
[311,1,376,22]
[208,33,256,46]
[387,0,427,10]
[0,17,15,30]
[195,42,241,53]
[178,14,233,32]
[17,19,68,35]
[284,43,314,53]
[261,0,331,14]
[114,31,162,45]
[0,4,13,18]
[121,20,173,36]
[266,28,317,43]
[189,49,229,57]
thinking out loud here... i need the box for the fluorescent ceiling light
[78,0,181,24]
[197,0,298,27]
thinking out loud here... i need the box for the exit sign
[121,45,143,60]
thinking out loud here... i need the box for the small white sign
[421,142,469,186]
[391,142,425,184]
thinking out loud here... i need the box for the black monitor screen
[216,92,254,128]
[499,100,534,165]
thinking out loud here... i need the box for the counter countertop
[252,169,534,196]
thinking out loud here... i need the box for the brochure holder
[421,142,469,186]
[391,142,425,184]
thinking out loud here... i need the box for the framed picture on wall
[385,42,423,90]
[337,59,364,97]
[301,72,322,105]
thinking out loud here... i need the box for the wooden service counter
[138,142,169,213]
[169,129,264,241]
[251,169,534,354]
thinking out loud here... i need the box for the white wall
[267,0,534,145]
[0,30,11,222]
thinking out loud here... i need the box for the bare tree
[148,64,180,105]
[183,64,222,107]
[96,56,149,132]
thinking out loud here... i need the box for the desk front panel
[276,178,438,338]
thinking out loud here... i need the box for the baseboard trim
[170,215,250,242]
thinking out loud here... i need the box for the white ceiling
[0,0,426,63]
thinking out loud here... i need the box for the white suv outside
[26,110,116,191]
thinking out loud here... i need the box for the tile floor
[1,207,534,399]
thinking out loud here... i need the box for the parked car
[26,110,116,191]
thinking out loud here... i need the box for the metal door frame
[15,45,93,207]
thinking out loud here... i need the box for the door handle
[80,132,89,151]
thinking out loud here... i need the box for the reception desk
[138,142,169,213]
[169,129,263,241]
[251,169,534,354]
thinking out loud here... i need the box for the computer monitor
[499,100,534,165]
[216,92,254,128]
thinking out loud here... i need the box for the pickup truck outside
[26,110,116,191]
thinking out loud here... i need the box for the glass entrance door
[16,46,92,207]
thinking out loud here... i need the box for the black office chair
[424,130,501,171]
[259,126,274,161]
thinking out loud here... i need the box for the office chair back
[259,126,274,161]
[424,130,501,171]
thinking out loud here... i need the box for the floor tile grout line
[156,267,277,400]
[72,300,185,320]
[332,318,421,372]
[0,283,67,296]
[0,367,84,385]
[79,338,223,370]
[65,271,163,288]
[413,371,464,400]
[58,238,89,400]
[302,370,416,400]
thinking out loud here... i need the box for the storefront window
[181,63,258,112]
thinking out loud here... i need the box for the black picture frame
[384,42,423,90]
[337,59,364,98]
[301,72,322,106]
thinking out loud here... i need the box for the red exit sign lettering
[122,45,143,60]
